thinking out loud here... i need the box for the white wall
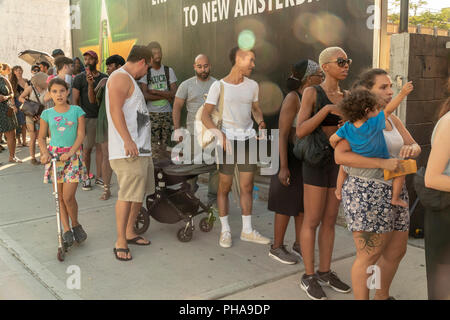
[0,0,72,79]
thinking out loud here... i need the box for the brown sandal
[9,157,23,163]
[99,185,111,200]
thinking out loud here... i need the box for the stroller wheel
[57,248,65,262]
[199,217,214,232]
[177,227,193,242]
[134,207,150,235]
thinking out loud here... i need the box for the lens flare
[258,81,284,116]
[254,40,279,73]
[238,30,256,51]
[235,18,267,41]
[292,12,317,44]
[309,12,346,46]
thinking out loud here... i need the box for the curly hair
[338,88,379,123]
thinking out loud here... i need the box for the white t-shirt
[205,77,258,141]
[138,65,177,113]
[106,67,152,160]
[175,76,216,134]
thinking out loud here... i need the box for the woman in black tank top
[295,47,351,300]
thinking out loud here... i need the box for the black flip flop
[127,236,151,246]
[113,248,132,261]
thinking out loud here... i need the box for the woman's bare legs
[351,231,390,299]
[274,213,303,249]
[301,184,328,275]
[5,130,19,161]
[100,141,112,200]
[95,143,103,180]
[373,231,408,300]
[318,188,340,273]
[26,124,37,160]
[273,214,290,248]
[20,125,27,146]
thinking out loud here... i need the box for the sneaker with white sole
[240,230,271,245]
[269,245,298,265]
[82,179,92,191]
[219,231,232,248]
[316,270,351,293]
[300,273,327,300]
[292,242,302,259]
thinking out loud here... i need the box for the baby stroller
[134,159,217,242]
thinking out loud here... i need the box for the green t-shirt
[41,105,86,147]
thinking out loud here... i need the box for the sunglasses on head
[326,58,352,68]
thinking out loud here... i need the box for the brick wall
[390,33,449,234]
[406,34,449,168]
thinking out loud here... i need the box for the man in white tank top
[106,45,155,261]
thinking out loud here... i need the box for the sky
[421,0,449,12]
[389,0,450,13]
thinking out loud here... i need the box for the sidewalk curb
[0,229,82,300]
[192,252,358,300]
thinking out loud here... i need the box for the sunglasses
[326,58,352,68]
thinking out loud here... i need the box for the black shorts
[302,153,339,188]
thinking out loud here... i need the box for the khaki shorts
[110,156,155,203]
[83,118,97,151]
[219,138,257,176]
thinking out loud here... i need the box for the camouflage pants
[150,112,173,159]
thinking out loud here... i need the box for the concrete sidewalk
[0,145,427,300]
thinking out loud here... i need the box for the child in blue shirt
[38,77,88,247]
[330,82,413,207]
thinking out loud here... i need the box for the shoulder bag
[414,167,450,212]
[292,87,333,167]
[194,81,225,149]
[21,84,44,117]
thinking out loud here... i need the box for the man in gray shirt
[173,54,218,205]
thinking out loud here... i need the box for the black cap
[106,54,126,66]
[52,49,65,57]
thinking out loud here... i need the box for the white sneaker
[240,230,271,245]
[219,231,232,248]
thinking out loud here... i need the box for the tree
[411,0,429,16]
[388,0,449,31]
[389,0,429,15]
